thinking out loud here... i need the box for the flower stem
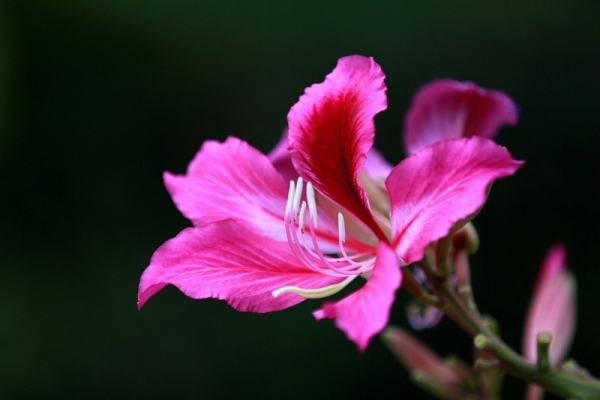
[426,263,600,399]
[536,332,552,373]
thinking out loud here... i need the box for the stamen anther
[337,213,346,243]
[285,180,296,216]
[306,182,318,228]
[292,177,303,218]
[299,201,307,232]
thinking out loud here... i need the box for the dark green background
[2,1,599,398]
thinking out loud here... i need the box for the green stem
[536,332,552,373]
[430,272,600,399]
[474,334,600,399]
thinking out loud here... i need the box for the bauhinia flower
[137,55,522,350]
[523,244,577,400]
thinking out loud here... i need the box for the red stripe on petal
[287,55,387,240]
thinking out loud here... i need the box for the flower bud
[523,243,577,366]
[452,222,479,254]
[383,327,463,397]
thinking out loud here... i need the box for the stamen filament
[282,178,376,283]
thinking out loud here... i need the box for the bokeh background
[2,1,600,398]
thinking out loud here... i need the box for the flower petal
[268,129,298,182]
[287,55,387,238]
[164,137,290,240]
[269,130,392,183]
[137,220,344,312]
[523,244,576,365]
[313,244,401,351]
[534,243,566,290]
[404,80,518,154]
[386,137,523,264]
[363,148,393,181]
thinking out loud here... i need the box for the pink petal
[164,137,290,241]
[138,220,344,312]
[313,244,401,351]
[534,243,566,290]
[268,129,299,182]
[404,80,518,154]
[363,148,393,181]
[386,137,523,264]
[287,55,387,238]
[523,244,576,366]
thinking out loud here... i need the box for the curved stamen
[272,275,357,299]
[306,220,372,274]
[285,180,295,217]
[298,201,307,232]
[297,193,373,273]
[306,182,318,228]
[336,213,368,268]
[275,178,377,299]
[292,177,303,219]
[284,178,374,277]
[337,212,346,243]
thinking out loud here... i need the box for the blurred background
[2,1,600,398]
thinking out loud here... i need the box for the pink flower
[523,244,577,400]
[138,55,522,350]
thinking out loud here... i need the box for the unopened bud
[383,327,463,397]
[523,243,576,367]
[453,222,479,254]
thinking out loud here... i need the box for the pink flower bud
[523,243,577,366]
[383,327,463,396]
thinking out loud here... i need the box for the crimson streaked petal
[387,137,522,264]
[287,55,387,238]
[137,220,344,312]
[404,80,518,154]
[313,244,401,351]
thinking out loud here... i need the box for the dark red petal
[287,55,387,239]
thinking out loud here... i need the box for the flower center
[272,178,376,300]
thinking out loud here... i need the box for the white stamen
[285,180,296,216]
[298,201,307,232]
[337,212,346,243]
[281,178,377,284]
[306,182,318,228]
[272,275,357,299]
[292,177,303,218]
